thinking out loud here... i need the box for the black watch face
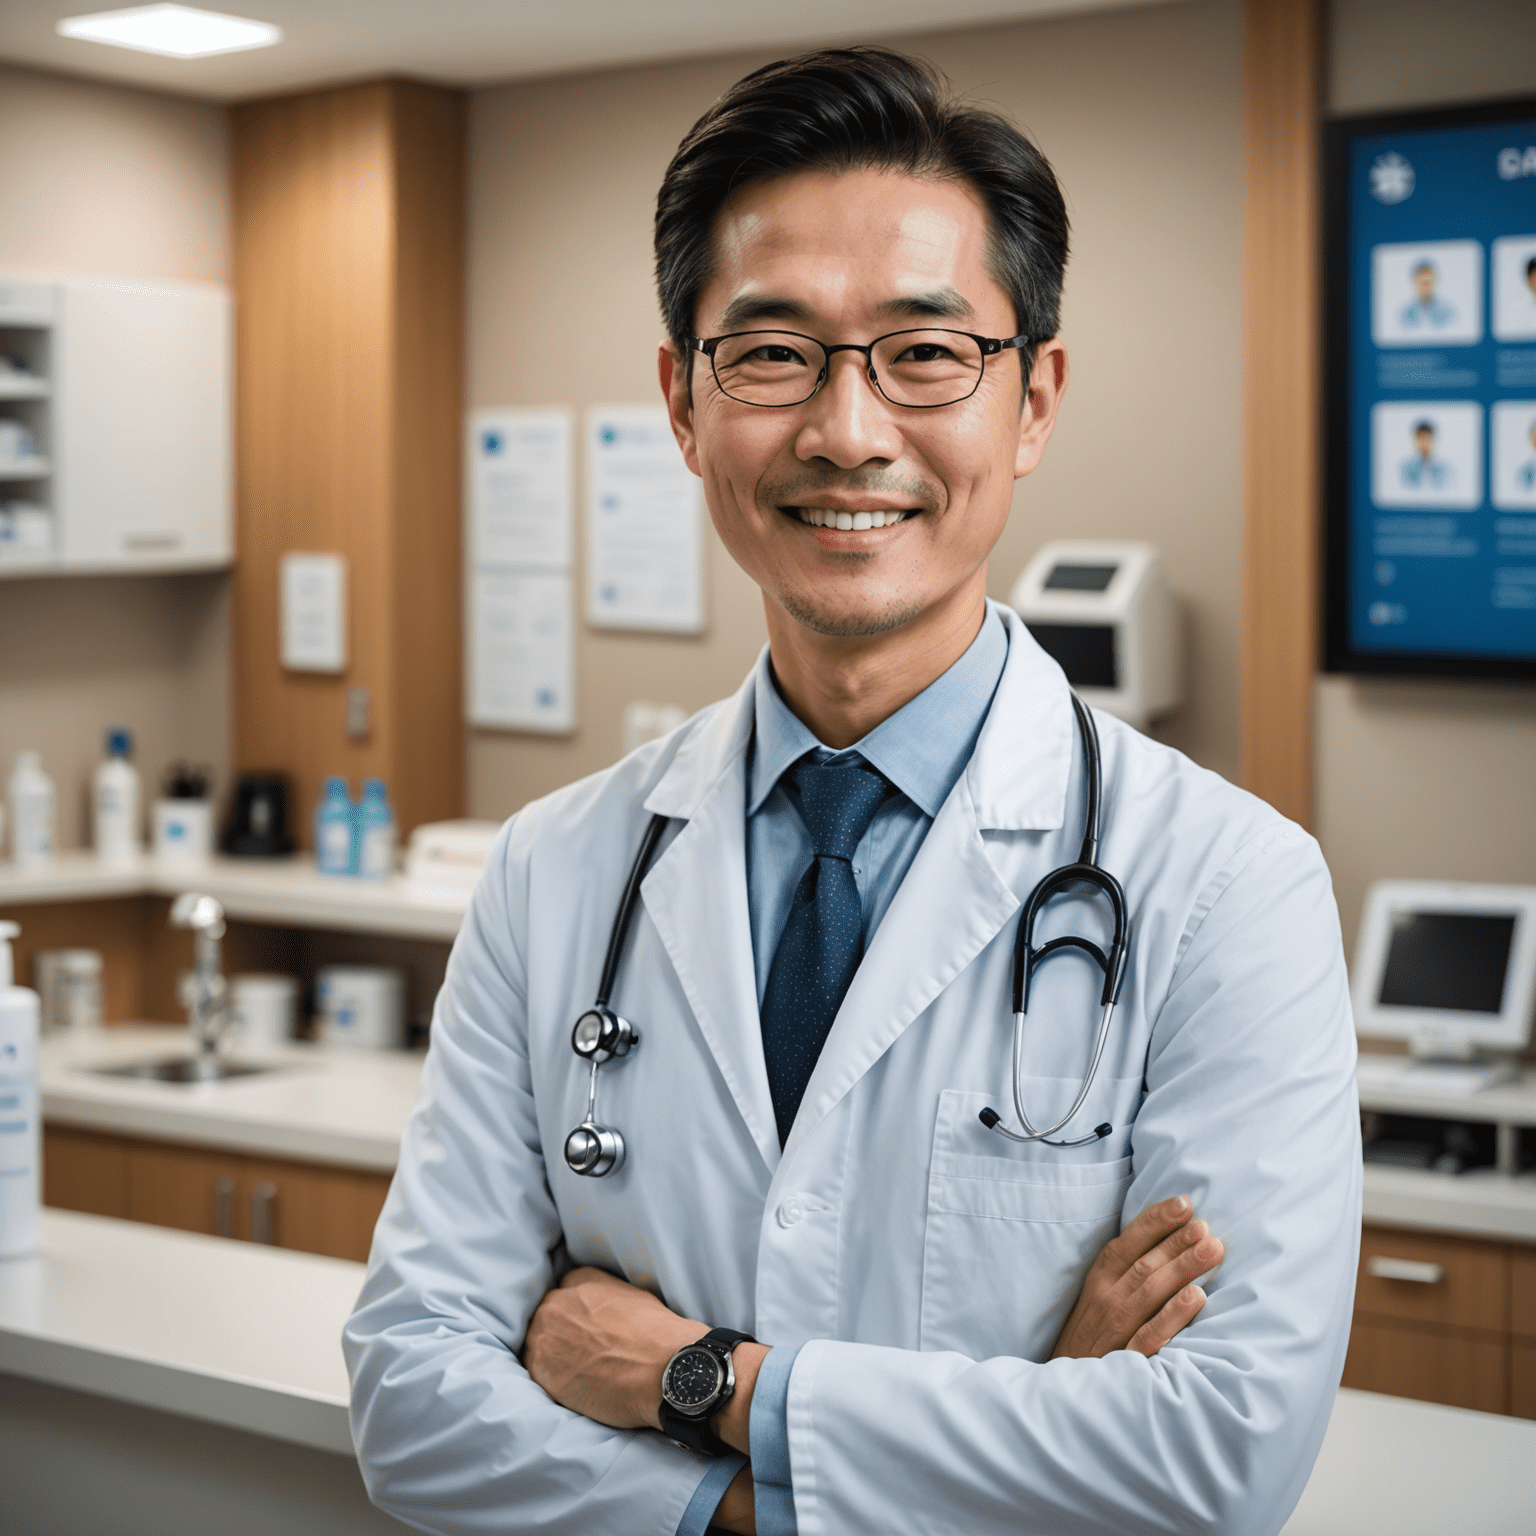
[663,1347,724,1412]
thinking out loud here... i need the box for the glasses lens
[711,332,825,406]
[872,330,985,407]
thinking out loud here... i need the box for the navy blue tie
[760,758,890,1145]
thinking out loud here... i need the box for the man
[1400,259,1455,329]
[346,49,1359,1536]
[1402,419,1450,490]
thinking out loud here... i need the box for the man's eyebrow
[876,288,976,323]
[716,294,815,330]
[712,288,977,333]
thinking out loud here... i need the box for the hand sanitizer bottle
[315,776,357,876]
[0,921,41,1258]
[8,751,55,867]
[93,728,142,863]
[356,778,398,881]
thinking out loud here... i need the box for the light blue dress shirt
[676,606,1008,1536]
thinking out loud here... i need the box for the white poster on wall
[586,404,705,633]
[469,408,573,569]
[468,567,575,733]
[466,407,576,732]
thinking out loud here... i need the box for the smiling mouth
[789,507,916,530]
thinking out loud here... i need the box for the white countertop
[42,1025,423,1171]
[5,1212,1533,1526]
[0,1209,361,1453]
[1357,1056,1536,1128]
[1280,1387,1536,1536]
[0,849,470,941]
[1363,1162,1536,1243]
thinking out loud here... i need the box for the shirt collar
[747,603,1009,819]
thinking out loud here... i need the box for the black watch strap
[659,1327,756,1457]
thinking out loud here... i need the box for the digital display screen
[1025,623,1117,688]
[1377,910,1516,1013]
[1044,563,1118,592]
[1325,97,1536,679]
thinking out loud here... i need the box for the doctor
[346,46,1360,1536]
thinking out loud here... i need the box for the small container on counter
[315,777,356,876]
[0,921,41,1258]
[316,965,404,1050]
[355,778,397,880]
[153,762,214,864]
[33,949,103,1037]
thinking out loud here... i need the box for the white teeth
[795,508,910,528]
[835,512,853,530]
[851,512,872,531]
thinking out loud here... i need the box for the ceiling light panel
[56,4,281,59]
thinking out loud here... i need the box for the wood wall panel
[232,80,465,844]
[1,898,150,1022]
[1241,0,1321,827]
[1342,1315,1508,1415]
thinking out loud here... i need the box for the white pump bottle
[0,921,40,1257]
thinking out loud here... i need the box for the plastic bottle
[93,728,142,863]
[356,778,398,881]
[0,921,41,1258]
[315,776,356,876]
[7,752,55,866]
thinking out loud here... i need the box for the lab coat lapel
[778,609,1077,1169]
[641,671,780,1175]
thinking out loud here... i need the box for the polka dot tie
[760,758,891,1146]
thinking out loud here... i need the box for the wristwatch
[658,1326,755,1456]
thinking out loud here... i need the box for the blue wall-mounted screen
[1325,97,1536,679]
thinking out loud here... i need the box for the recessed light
[57,4,282,59]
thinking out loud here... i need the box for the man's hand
[524,1266,704,1430]
[1051,1195,1224,1360]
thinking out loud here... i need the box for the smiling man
[346,48,1360,1536]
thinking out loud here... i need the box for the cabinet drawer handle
[214,1176,235,1238]
[250,1181,278,1245]
[123,531,182,552]
[1367,1256,1444,1284]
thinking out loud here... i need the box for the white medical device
[1352,880,1536,1091]
[1009,541,1180,730]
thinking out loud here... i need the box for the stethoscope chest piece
[571,1007,638,1064]
[564,1120,625,1177]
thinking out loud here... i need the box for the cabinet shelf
[0,455,49,479]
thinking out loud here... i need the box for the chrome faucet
[171,892,231,1065]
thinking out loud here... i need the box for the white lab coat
[345,607,1361,1536]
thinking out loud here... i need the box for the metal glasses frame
[688,328,1033,410]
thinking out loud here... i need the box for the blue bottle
[315,776,356,875]
[355,778,397,881]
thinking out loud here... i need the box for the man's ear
[659,342,702,477]
[1014,338,1069,480]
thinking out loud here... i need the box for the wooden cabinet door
[42,1126,129,1219]
[126,1141,248,1239]
[1513,1247,1536,1341]
[1342,1315,1508,1414]
[1356,1225,1509,1331]
[241,1158,391,1262]
[1513,1340,1536,1421]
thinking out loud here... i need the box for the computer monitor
[1353,880,1536,1060]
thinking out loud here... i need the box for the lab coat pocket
[919,1088,1133,1362]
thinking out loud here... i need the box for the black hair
[1527,255,1536,279]
[654,47,1069,375]
[1413,419,1435,435]
[1412,260,1435,276]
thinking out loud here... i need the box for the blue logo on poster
[482,431,504,455]
[601,427,619,445]
[535,688,555,708]
[601,584,618,603]
[602,494,619,512]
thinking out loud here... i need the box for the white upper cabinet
[55,277,232,571]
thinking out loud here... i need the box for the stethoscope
[563,692,1129,1177]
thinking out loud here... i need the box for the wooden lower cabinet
[1343,1223,1536,1419]
[43,1124,391,1262]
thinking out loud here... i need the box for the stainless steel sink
[92,1056,277,1084]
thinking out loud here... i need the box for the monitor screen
[1377,910,1516,1013]
[1044,563,1118,592]
[1323,95,1536,680]
[1024,623,1117,688]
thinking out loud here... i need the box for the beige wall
[0,64,232,848]
[1319,0,1536,952]
[465,0,1245,817]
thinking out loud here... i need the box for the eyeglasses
[688,328,1032,410]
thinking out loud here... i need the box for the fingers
[1127,1283,1208,1357]
[1100,1195,1195,1280]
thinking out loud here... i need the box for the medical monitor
[1352,880,1536,1058]
[1322,94,1536,681]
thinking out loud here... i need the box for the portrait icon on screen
[1401,420,1451,490]
[1487,400,1536,509]
[1492,236,1536,341]
[1371,400,1482,509]
[1400,263,1456,330]
[1372,240,1482,347]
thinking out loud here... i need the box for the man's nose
[792,350,905,468]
